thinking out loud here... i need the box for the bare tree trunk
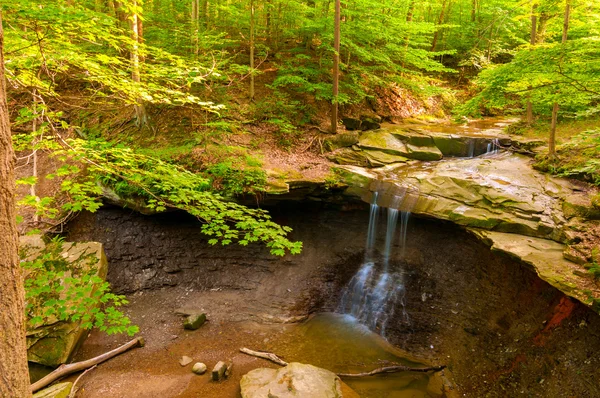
[549,0,570,158]
[249,0,255,101]
[471,0,477,22]
[191,0,200,56]
[131,1,147,127]
[406,0,415,22]
[0,11,31,398]
[431,0,448,51]
[331,0,341,134]
[107,0,117,17]
[526,3,537,125]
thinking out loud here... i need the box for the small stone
[212,361,228,381]
[179,356,193,367]
[192,362,207,375]
[184,313,207,330]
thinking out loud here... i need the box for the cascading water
[467,139,476,158]
[338,192,412,337]
[486,138,500,155]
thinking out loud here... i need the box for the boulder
[341,117,362,131]
[359,130,443,161]
[33,382,72,398]
[563,193,600,220]
[360,116,381,131]
[25,242,108,367]
[358,131,409,156]
[240,362,357,398]
[324,133,359,152]
[327,148,370,167]
[363,149,409,167]
[184,313,207,330]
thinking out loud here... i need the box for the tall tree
[331,0,340,133]
[0,9,31,398]
[250,0,255,101]
[549,0,570,158]
[527,2,537,125]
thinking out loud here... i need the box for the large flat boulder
[240,362,357,398]
[342,153,571,241]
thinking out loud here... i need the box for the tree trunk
[431,0,448,51]
[192,0,200,56]
[249,0,255,101]
[549,0,571,158]
[406,0,415,22]
[331,0,341,134]
[526,4,537,125]
[471,0,477,22]
[0,11,31,398]
[131,1,147,126]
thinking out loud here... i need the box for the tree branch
[31,337,145,393]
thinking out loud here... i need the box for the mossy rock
[432,135,471,157]
[363,149,408,166]
[323,133,359,152]
[358,131,409,156]
[563,193,600,220]
[389,128,436,147]
[327,148,370,167]
[33,382,73,398]
[26,242,108,367]
[405,143,443,161]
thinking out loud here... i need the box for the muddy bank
[67,204,600,397]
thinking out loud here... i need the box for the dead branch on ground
[31,337,145,393]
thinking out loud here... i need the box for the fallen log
[31,337,145,393]
[239,347,445,377]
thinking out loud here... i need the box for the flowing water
[338,193,413,337]
[339,119,508,337]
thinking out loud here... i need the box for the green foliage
[206,161,267,196]
[49,138,301,256]
[588,262,600,279]
[21,238,138,336]
[535,129,600,186]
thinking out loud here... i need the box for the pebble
[179,356,193,367]
[192,362,207,375]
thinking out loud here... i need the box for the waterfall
[468,139,475,158]
[338,193,412,337]
[486,138,500,155]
